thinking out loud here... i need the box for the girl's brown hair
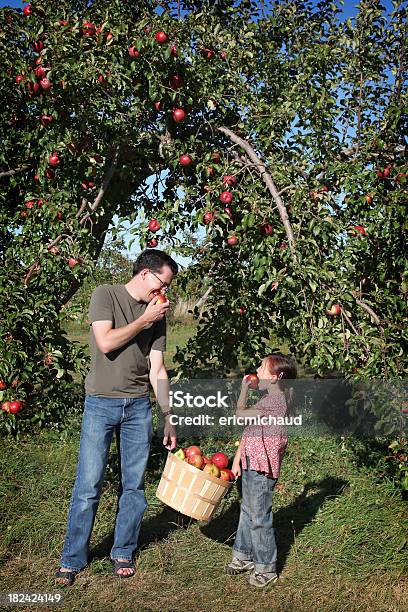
[264,353,298,380]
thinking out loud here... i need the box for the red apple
[0,380,7,390]
[33,40,44,52]
[68,257,79,268]
[353,225,367,236]
[203,463,220,478]
[187,454,205,470]
[147,238,158,248]
[8,400,23,414]
[35,66,46,79]
[203,211,215,225]
[82,21,96,37]
[155,31,168,44]
[105,32,113,42]
[169,74,183,89]
[211,452,229,469]
[245,374,259,389]
[200,47,215,59]
[27,82,41,95]
[41,114,53,127]
[1,401,11,413]
[59,19,69,26]
[49,152,60,167]
[16,75,25,84]
[25,200,35,209]
[238,306,247,315]
[222,175,237,186]
[179,154,192,167]
[172,108,186,122]
[383,166,391,178]
[97,74,105,83]
[227,235,238,246]
[202,456,212,465]
[185,445,202,458]
[220,191,233,204]
[40,78,51,90]
[23,4,32,16]
[155,294,168,305]
[260,223,273,235]
[219,469,232,481]
[154,101,162,111]
[327,304,341,316]
[128,46,140,57]
[148,219,161,232]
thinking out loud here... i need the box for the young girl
[225,353,297,588]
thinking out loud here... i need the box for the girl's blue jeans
[60,394,152,571]
[233,461,278,573]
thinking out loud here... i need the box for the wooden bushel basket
[156,452,232,521]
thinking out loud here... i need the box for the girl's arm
[236,377,251,413]
[231,439,242,478]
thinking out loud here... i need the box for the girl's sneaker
[224,558,254,575]
[247,570,278,588]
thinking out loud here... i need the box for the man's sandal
[55,568,78,587]
[112,559,135,579]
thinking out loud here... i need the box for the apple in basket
[211,452,229,469]
[174,448,185,460]
[203,463,220,478]
[187,454,205,469]
[219,468,234,482]
[202,456,212,465]
[185,445,202,458]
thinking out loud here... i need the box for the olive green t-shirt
[85,284,166,397]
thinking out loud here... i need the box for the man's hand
[163,416,177,450]
[142,295,170,327]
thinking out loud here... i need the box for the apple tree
[0,0,406,439]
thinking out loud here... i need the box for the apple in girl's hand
[245,374,259,389]
[174,448,185,460]
[211,452,229,469]
[203,463,220,477]
[185,445,201,458]
[187,454,205,469]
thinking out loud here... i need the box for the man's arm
[149,349,177,450]
[92,297,169,354]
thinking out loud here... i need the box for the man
[55,249,178,585]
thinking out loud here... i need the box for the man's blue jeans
[232,462,278,573]
[60,395,152,571]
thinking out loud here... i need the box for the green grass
[0,431,406,612]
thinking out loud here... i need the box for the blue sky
[0,1,396,21]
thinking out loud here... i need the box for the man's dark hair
[132,249,178,277]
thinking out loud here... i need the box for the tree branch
[0,164,33,179]
[79,147,120,225]
[217,126,296,258]
[355,299,382,326]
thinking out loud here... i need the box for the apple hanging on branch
[327,304,342,316]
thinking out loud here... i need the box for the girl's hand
[231,458,241,478]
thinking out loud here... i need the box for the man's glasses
[149,270,169,292]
